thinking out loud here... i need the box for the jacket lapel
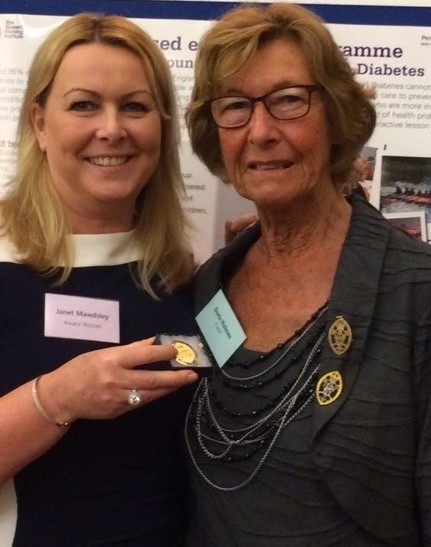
[312,196,392,437]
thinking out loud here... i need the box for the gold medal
[328,316,352,356]
[158,334,211,370]
[316,371,343,405]
[172,341,198,366]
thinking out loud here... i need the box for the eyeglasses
[208,85,321,129]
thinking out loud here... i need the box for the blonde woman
[0,14,199,546]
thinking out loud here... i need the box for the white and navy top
[0,231,198,546]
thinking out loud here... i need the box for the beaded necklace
[185,303,327,492]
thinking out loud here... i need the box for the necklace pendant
[328,316,352,356]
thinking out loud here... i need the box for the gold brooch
[328,316,352,356]
[315,371,343,405]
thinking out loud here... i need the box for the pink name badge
[44,293,120,343]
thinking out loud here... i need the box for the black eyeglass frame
[208,84,322,129]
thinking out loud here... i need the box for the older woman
[0,14,199,546]
[185,4,431,546]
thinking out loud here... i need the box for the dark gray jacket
[193,195,431,545]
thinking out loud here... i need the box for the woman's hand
[225,213,257,245]
[0,338,198,484]
[38,338,198,424]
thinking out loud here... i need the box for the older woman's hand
[37,338,198,424]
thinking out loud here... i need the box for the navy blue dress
[0,231,198,546]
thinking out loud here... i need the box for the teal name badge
[195,289,246,367]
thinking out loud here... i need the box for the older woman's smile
[248,160,294,170]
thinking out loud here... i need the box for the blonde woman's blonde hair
[2,13,195,295]
[186,3,376,188]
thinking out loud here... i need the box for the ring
[127,389,142,407]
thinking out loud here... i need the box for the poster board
[1,1,431,259]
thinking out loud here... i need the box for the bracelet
[31,376,70,428]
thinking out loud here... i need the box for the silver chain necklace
[218,303,328,383]
[185,331,324,492]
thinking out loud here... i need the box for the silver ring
[127,389,142,407]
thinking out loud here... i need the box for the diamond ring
[127,389,142,407]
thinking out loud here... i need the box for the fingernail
[186,371,198,381]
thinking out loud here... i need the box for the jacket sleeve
[414,311,431,545]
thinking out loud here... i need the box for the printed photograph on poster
[383,210,428,242]
[380,155,431,225]
[355,145,377,202]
